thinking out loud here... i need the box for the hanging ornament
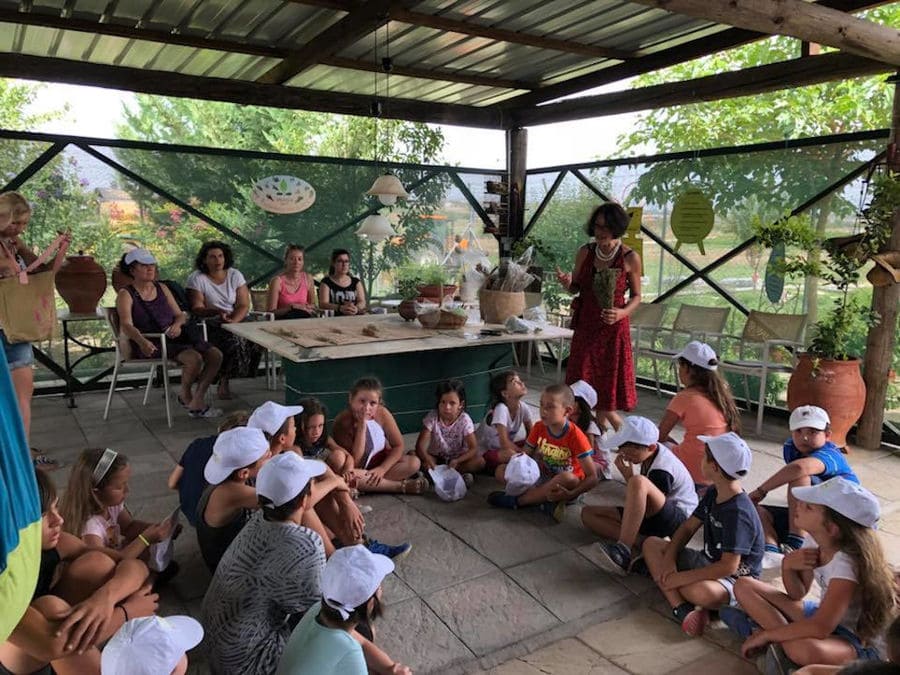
[251,175,315,214]
[671,188,714,254]
[764,241,786,303]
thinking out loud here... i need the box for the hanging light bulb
[356,212,396,241]
[367,173,409,205]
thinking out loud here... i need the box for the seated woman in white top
[186,240,263,400]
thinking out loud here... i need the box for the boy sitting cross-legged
[487,383,598,521]
[581,415,698,575]
[643,432,765,637]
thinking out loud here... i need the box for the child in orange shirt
[488,384,598,521]
[658,341,741,487]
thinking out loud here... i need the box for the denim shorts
[676,547,739,606]
[0,329,33,370]
[802,601,881,660]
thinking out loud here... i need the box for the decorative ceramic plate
[251,175,316,214]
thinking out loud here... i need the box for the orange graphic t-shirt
[526,421,593,479]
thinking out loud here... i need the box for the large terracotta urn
[55,252,107,314]
[111,264,130,292]
[787,353,866,449]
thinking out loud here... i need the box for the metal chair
[248,288,278,390]
[102,306,207,428]
[715,310,808,435]
[637,303,731,396]
[629,302,668,356]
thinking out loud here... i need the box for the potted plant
[754,170,897,447]
[415,263,457,303]
[396,265,423,321]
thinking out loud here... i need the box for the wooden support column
[504,127,527,258]
[857,72,900,449]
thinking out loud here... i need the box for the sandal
[32,450,61,472]
[400,476,430,495]
[176,394,190,409]
[189,406,223,419]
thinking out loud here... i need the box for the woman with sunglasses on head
[318,249,366,317]
[266,245,317,320]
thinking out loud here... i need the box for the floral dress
[565,243,637,412]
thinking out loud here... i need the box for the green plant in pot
[396,264,424,321]
[754,170,897,447]
[414,263,457,303]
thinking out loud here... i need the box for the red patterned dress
[565,243,637,412]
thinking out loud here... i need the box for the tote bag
[0,234,69,343]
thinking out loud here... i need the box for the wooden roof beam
[0,53,506,128]
[493,0,887,110]
[628,0,900,66]
[289,0,636,60]
[513,51,891,126]
[321,56,534,90]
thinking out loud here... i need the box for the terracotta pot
[111,264,130,292]
[787,353,866,448]
[55,252,107,314]
[416,283,457,303]
[398,299,418,321]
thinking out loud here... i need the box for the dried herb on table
[592,268,619,310]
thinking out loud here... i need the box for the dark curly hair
[195,240,234,274]
[584,202,630,238]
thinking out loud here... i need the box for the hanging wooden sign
[671,188,714,254]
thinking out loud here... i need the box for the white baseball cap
[792,477,879,528]
[256,452,326,507]
[601,416,659,450]
[674,341,718,371]
[789,405,830,431]
[123,248,157,266]
[322,545,394,620]
[569,380,598,410]
[204,427,270,484]
[101,615,203,675]
[248,401,304,436]
[699,431,752,478]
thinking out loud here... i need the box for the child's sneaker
[488,491,519,509]
[365,538,412,560]
[681,607,710,637]
[596,542,631,576]
[628,552,650,577]
[719,606,758,638]
[462,473,474,488]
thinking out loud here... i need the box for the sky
[29,82,642,171]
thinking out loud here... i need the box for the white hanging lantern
[356,213,396,241]
[367,173,409,206]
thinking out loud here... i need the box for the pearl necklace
[594,242,621,263]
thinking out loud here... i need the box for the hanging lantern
[356,213,396,241]
[367,173,409,206]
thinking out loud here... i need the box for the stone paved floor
[29,372,900,674]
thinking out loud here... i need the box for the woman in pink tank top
[265,244,317,319]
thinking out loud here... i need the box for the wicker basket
[417,308,468,329]
[479,290,525,324]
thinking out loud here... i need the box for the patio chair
[247,287,278,390]
[101,306,207,428]
[637,303,731,396]
[630,302,668,355]
[715,310,808,436]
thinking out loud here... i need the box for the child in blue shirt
[749,405,858,565]
[642,432,765,638]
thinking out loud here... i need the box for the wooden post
[857,72,900,449]
[504,127,528,258]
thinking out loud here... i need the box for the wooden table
[225,314,572,432]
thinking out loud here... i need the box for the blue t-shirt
[276,601,366,675]
[178,435,216,527]
[692,487,764,578]
[782,440,858,485]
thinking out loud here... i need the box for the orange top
[667,387,729,484]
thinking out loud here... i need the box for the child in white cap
[102,615,203,675]
[642,432,765,637]
[749,405,859,566]
[196,426,271,572]
[581,416,698,575]
[249,400,410,560]
[569,380,613,480]
[277,545,411,675]
[658,341,741,487]
[733,478,894,672]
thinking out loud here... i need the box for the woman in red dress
[557,202,642,432]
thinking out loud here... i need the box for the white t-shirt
[802,538,862,631]
[423,411,476,460]
[83,504,125,549]
[477,402,535,452]
[186,268,247,313]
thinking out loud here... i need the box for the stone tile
[126,468,173,501]
[486,638,628,675]
[667,647,758,674]
[82,419,150,445]
[439,512,563,568]
[363,503,497,595]
[507,550,631,622]
[383,572,416,607]
[850,462,900,502]
[426,571,559,656]
[377,596,473,673]
[169,551,213,602]
[578,608,721,674]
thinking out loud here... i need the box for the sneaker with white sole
[681,607,710,637]
[595,542,631,576]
